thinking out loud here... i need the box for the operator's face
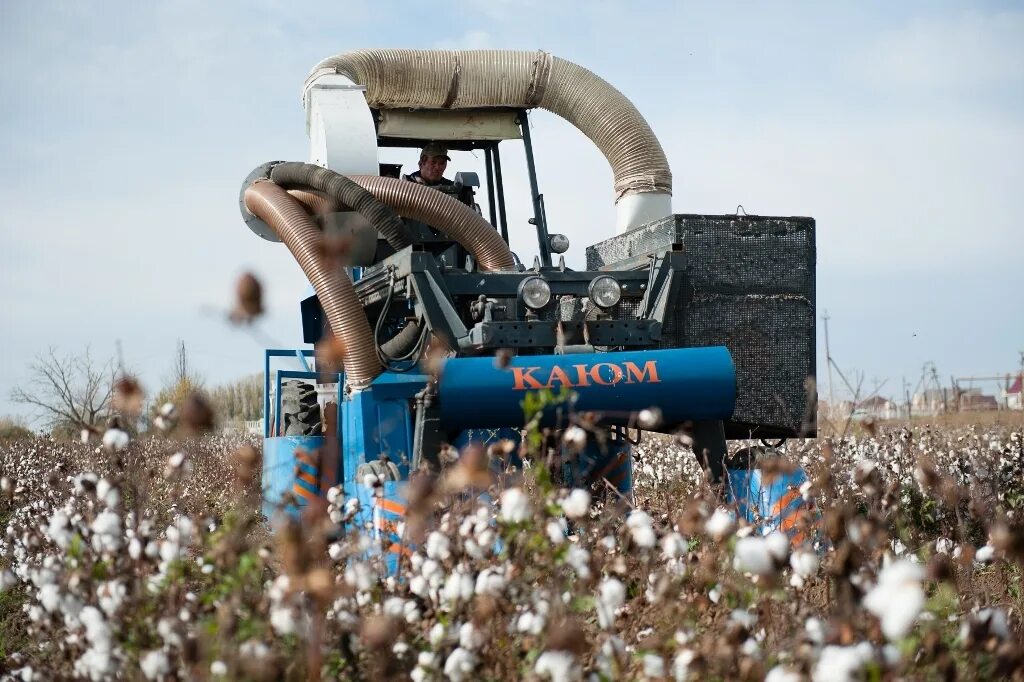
[419,155,447,183]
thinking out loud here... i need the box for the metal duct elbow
[271,162,414,251]
[345,175,516,272]
[305,49,673,230]
[243,181,382,388]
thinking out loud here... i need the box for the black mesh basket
[586,214,816,438]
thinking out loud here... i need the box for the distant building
[959,389,999,411]
[912,388,949,416]
[1005,375,1023,410]
[853,396,899,420]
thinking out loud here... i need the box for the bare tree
[11,347,116,432]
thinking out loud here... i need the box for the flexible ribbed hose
[287,188,338,216]
[271,162,413,251]
[243,181,382,388]
[305,50,671,200]
[342,175,516,271]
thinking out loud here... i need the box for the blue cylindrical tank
[437,347,735,431]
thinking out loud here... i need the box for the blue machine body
[438,346,736,430]
[726,466,812,544]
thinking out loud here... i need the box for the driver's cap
[420,142,451,161]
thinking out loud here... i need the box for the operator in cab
[404,142,454,187]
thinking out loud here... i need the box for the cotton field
[2,423,1024,680]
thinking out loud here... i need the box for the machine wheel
[280,380,321,436]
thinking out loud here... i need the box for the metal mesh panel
[586,214,816,436]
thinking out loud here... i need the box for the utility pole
[824,311,835,416]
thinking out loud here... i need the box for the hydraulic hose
[271,162,413,251]
[380,319,422,360]
[305,49,671,200]
[243,180,382,388]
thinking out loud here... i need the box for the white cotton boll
[96,479,119,509]
[643,654,665,678]
[443,646,477,681]
[626,510,657,549]
[362,473,379,488]
[383,597,405,618]
[805,617,826,646]
[734,537,775,576]
[39,583,60,612]
[597,578,626,629]
[813,644,873,682]
[546,518,567,544]
[425,532,451,561]
[270,605,296,635]
[673,649,695,681]
[790,550,819,579]
[459,622,485,650]
[46,510,72,550]
[239,640,270,659]
[159,402,175,417]
[328,543,344,561]
[102,428,129,452]
[75,647,116,681]
[326,485,343,504]
[0,570,16,592]
[90,511,122,553]
[708,585,721,604]
[561,488,591,519]
[429,622,447,647]
[344,498,360,516]
[730,609,758,629]
[535,650,580,682]
[975,545,996,564]
[661,532,687,559]
[765,665,802,682]
[565,545,591,579]
[863,560,925,641]
[442,569,475,607]
[409,575,429,598]
[140,649,170,680]
[705,508,735,540]
[935,537,954,554]
[210,661,227,676]
[562,426,588,453]
[499,487,532,523]
[764,531,790,562]
[97,581,125,616]
[475,568,506,597]
[128,538,143,560]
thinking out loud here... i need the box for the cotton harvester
[238,50,817,549]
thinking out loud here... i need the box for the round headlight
[519,276,552,310]
[588,275,621,309]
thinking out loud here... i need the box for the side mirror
[548,233,570,254]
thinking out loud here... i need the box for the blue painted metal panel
[262,435,325,519]
[726,466,812,545]
[437,347,736,430]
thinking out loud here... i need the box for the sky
[1,0,1022,422]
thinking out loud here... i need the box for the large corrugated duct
[284,172,516,272]
[271,162,413,251]
[243,181,382,388]
[305,50,672,204]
